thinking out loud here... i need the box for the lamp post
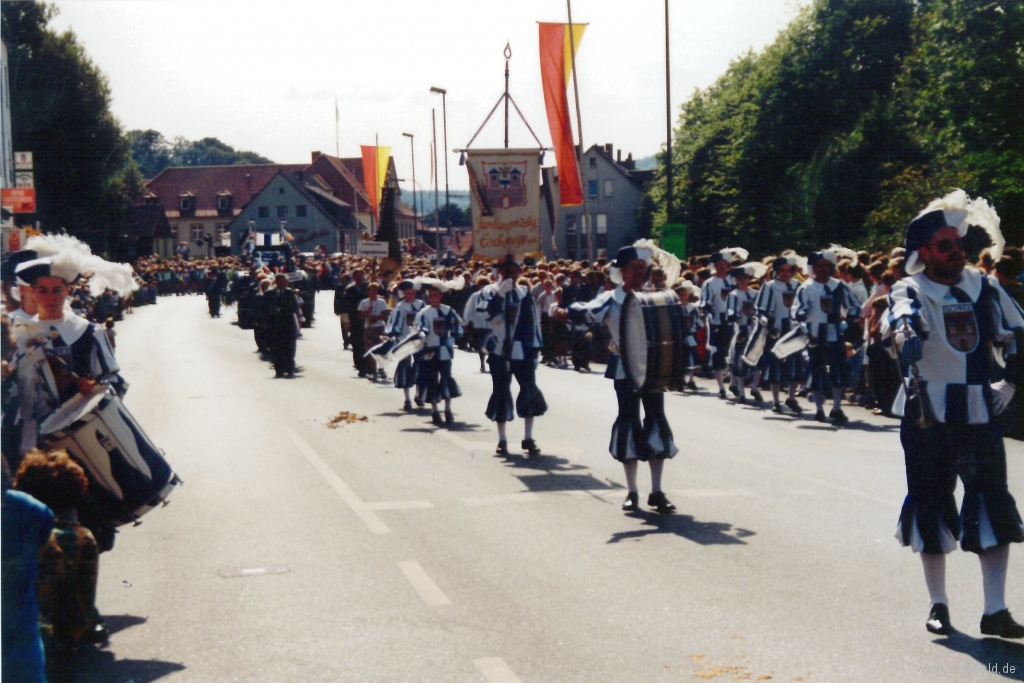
[429,86,450,251]
[401,132,417,238]
[396,177,424,247]
[664,0,673,224]
[431,110,441,255]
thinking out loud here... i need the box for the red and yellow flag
[539,22,586,207]
[360,145,392,220]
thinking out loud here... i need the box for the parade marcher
[462,276,492,373]
[885,190,1024,638]
[2,249,40,323]
[726,262,766,404]
[357,282,390,381]
[566,245,679,514]
[205,268,226,318]
[385,280,425,409]
[756,253,805,414]
[476,255,548,458]
[343,271,371,376]
[674,280,703,391]
[414,279,463,428]
[700,248,746,398]
[792,247,862,424]
[266,273,300,378]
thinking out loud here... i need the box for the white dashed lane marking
[398,560,452,606]
[473,657,523,683]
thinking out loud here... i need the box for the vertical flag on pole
[538,22,585,206]
[359,145,392,220]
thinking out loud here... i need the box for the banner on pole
[539,22,585,207]
[466,148,541,259]
[359,145,391,221]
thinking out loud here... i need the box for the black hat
[1,249,38,282]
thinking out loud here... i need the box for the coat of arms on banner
[819,296,833,315]
[742,301,755,317]
[943,303,979,353]
[783,293,795,308]
[482,162,528,209]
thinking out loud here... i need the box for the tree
[127,129,173,179]
[170,137,273,167]
[3,1,136,253]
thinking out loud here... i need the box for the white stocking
[921,552,948,606]
[980,545,1010,615]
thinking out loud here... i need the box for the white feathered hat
[23,233,138,296]
[904,189,1003,275]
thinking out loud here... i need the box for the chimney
[312,151,322,162]
[617,149,622,164]
[604,143,613,158]
[624,153,635,171]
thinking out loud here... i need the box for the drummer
[475,254,548,459]
[755,254,805,414]
[726,263,765,404]
[792,248,862,424]
[565,244,679,514]
[700,248,745,399]
[413,279,463,428]
[386,280,426,411]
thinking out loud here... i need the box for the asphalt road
[75,292,1024,683]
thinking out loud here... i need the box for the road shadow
[795,421,899,434]
[515,472,617,493]
[933,629,1024,680]
[102,614,147,637]
[76,650,185,683]
[607,511,755,546]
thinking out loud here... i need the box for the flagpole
[335,98,340,158]
[372,134,378,236]
[566,0,593,261]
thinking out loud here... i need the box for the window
[296,205,307,218]
[596,214,608,249]
[588,157,597,168]
[565,215,577,259]
[190,224,204,242]
[215,223,227,240]
[604,180,614,197]
[179,197,192,212]
[216,196,231,211]
[277,205,288,218]
[258,206,269,218]
[171,224,179,240]
[588,180,598,198]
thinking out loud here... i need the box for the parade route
[78,292,1024,683]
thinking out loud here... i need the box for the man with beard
[886,191,1024,638]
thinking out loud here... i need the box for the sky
[50,0,808,190]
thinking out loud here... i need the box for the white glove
[497,278,515,295]
[991,380,1016,416]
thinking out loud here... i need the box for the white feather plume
[828,244,859,265]
[966,195,1004,262]
[719,247,749,264]
[634,238,682,288]
[26,233,138,297]
[781,249,809,276]
[736,261,768,280]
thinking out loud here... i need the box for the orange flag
[360,145,392,220]
[539,22,585,207]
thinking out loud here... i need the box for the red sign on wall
[1,188,36,213]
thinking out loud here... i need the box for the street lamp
[397,177,426,257]
[429,86,450,248]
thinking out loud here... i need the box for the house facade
[227,171,353,255]
[540,144,652,261]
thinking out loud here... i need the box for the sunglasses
[928,237,965,255]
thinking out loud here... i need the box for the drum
[742,320,769,366]
[771,326,811,360]
[620,290,687,392]
[367,330,426,366]
[39,388,180,527]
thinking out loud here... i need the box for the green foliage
[3,1,135,251]
[648,0,1023,255]
[128,131,273,178]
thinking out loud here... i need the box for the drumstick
[897,319,931,429]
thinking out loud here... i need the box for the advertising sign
[1,188,37,213]
[466,148,541,259]
[14,152,33,170]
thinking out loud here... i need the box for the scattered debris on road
[327,411,368,428]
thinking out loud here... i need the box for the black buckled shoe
[496,440,509,457]
[785,397,804,414]
[403,400,413,412]
[980,609,1024,639]
[647,491,677,514]
[718,389,727,400]
[729,384,740,397]
[445,410,454,429]
[522,439,541,458]
[737,396,747,405]
[621,491,639,512]
[750,389,764,403]
[926,603,952,635]
[431,411,443,427]
[814,409,828,423]
[686,380,698,392]
[772,402,783,413]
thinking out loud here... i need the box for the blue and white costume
[680,300,704,370]
[385,298,425,389]
[727,288,758,380]
[755,278,801,383]
[476,282,548,422]
[413,304,463,402]
[792,276,861,392]
[885,267,1024,554]
[570,286,678,462]
[700,274,734,370]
